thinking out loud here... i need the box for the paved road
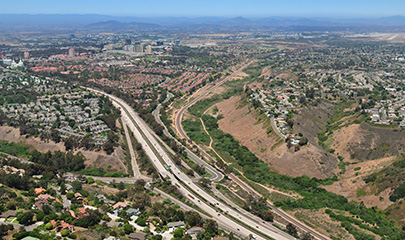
[173,62,330,240]
[270,117,286,140]
[122,118,141,178]
[229,174,331,240]
[173,61,255,180]
[152,93,224,182]
[90,87,293,240]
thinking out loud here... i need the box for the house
[128,232,147,240]
[167,221,185,229]
[74,193,83,202]
[126,208,141,216]
[146,216,161,224]
[104,237,120,240]
[34,187,46,195]
[77,207,89,219]
[37,194,55,201]
[33,200,48,210]
[0,210,17,218]
[50,220,74,233]
[69,210,76,219]
[65,184,73,191]
[186,226,205,236]
[113,202,128,210]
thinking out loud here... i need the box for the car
[217,213,220,216]
[256,226,259,228]
[237,228,240,231]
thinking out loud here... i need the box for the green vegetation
[182,119,210,144]
[77,168,129,177]
[364,154,405,202]
[326,209,398,239]
[199,110,402,239]
[0,141,31,158]
[29,150,86,172]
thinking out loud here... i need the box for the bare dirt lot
[216,96,334,178]
[0,126,128,173]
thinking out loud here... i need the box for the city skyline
[2,0,405,18]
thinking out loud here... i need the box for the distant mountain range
[0,14,404,32]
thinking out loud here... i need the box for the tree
[123,223,133,234]
[103,141,115,155]
[17,211,34,226]
[87,177,95,184]
[60,182,66,194]
[301,232,312,240]
[45,222,54,230]
[72,180,82,192]
[184,211,202,227]
[117,182,125,190]
[286,223,297,236]
[173,228,184,238]
[203,219,218,235]
[299,137,308,146]
[61,229,69,237]
[287,119,294,128]
[260,210,274,222]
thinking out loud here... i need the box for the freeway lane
[173,62,331,240]
[90,88,294,240]
[122,118,141,178]
[152,94,224,182]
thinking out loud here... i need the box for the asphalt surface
[90,87,293,240]
[271,117,286,140]
[152,93,224,182]
[173,62,330,240]
[122,118,141,178]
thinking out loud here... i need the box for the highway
[152,93,224,182]
[122,119,141,178]
[173,62,331,240]
[89,87,294,240]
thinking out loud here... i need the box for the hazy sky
[2,0,405,18]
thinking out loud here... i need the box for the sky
[1,0,405,18]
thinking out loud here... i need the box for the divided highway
[90,88,294,240]
[152,93,224,182]
[173,62,331,240]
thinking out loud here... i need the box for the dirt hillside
[331,123,405,161]
[216,96,335,178]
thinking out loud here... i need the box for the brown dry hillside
[216,95,336,178]
[332,123,405,162]
[0,126,128,173]
[293,101,334,146]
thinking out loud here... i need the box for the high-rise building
[144,45,152,54]
[24,51,30,59]
[68,48,75,57]
[134,44,143,53]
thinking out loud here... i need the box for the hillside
[0,126,128,174]
[215,95,336,178]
